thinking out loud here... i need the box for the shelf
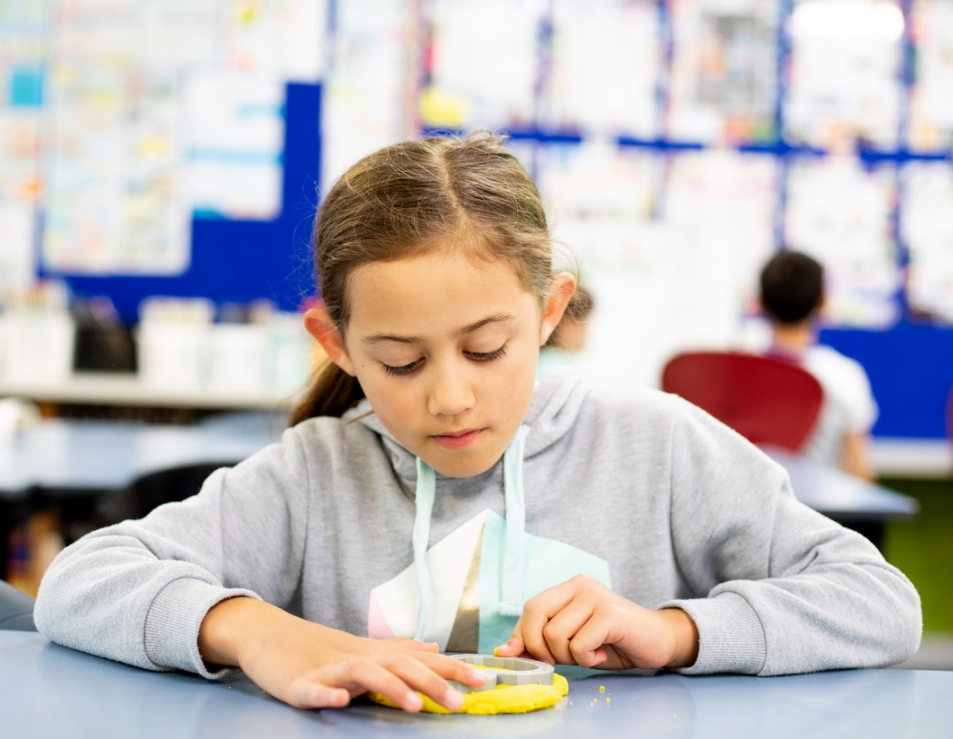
[0,372,295,409]
[869,438,952,480]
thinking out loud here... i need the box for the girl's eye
[466,344,508,362]
[382,359,424,377]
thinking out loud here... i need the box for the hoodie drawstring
[411,425,530,642]
[498,424,529,617]
[412,456,437,642]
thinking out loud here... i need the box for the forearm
[198,597,347,670]
[199,596,277,667]
[841,431,874,480]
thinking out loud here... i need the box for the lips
[431,428,484,449]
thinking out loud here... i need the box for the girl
[35,134,921,714]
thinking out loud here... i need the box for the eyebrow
[361,312,515,346]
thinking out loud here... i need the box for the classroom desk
[0,371,294,409]
[1,631,949,739]
[0,415,285,578]
[0,416,283,497]
[869,437,952,479]
[761,446,919,550]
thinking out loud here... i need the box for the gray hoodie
[34,370,921,679]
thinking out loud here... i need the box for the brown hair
[289,133,558,425]
[760,249,824,326]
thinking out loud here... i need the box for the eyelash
[381,344,508,377]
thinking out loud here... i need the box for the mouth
[431,428,484,449]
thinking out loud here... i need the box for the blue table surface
[761,446,919,520]
[1,632,950,739]
[0,415,285,498]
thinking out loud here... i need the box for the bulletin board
[40,82,323,320]
[0,0,327,318]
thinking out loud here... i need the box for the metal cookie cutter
[449,654,555,693]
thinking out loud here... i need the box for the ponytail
[288,359,366,426]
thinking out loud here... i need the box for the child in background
[36,135,919,714]
[759,250,878,480]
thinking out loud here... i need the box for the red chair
[661,351,824,452]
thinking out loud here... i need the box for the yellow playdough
[368,665,569,715]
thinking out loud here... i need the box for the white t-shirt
[802,345,879,433]
[800,345,879,467]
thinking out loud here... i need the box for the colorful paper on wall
[545,0,659,137]
[785,156,899,327]
[183,70,284,220]
[901,162,953,324]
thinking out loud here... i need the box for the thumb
[494,621,525,657]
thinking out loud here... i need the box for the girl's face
[313,249,572,478]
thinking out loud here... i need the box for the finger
[541,600,593,665]
[568,615,614,668]
[519,585,578,665]
[494,636,524,657]
[495,618,525,657]
[288,679,352,710]
[416,651,489,690]
[518,613,557,666]
[385,656,466,712]
[321,659,424,713]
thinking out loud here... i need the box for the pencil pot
[136,321,209,390]
[1,312,76,384]
[268,312,313,395]
[206,323,269,392]
[73,325,138,373]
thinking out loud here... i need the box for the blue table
[0,415,284,578]
[0,415,284,497]
[0,631,949,738]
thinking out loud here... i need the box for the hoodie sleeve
[660,398,922,676]
[34,427,312,679]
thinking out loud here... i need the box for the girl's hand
[494,575,699,670]
[198,597,487,711]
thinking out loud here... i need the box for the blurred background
[1,0,952,662]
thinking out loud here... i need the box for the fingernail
[469,669,488,684]
[445,688,464,711]
[404,691,423,712]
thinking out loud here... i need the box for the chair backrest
[661,350,824,452]
[0,580,36,631]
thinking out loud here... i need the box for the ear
[304,304,356,376]
[539,273,577,346]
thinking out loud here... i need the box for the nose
[427,362,475,417]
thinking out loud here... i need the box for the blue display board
[40,83,322,322]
